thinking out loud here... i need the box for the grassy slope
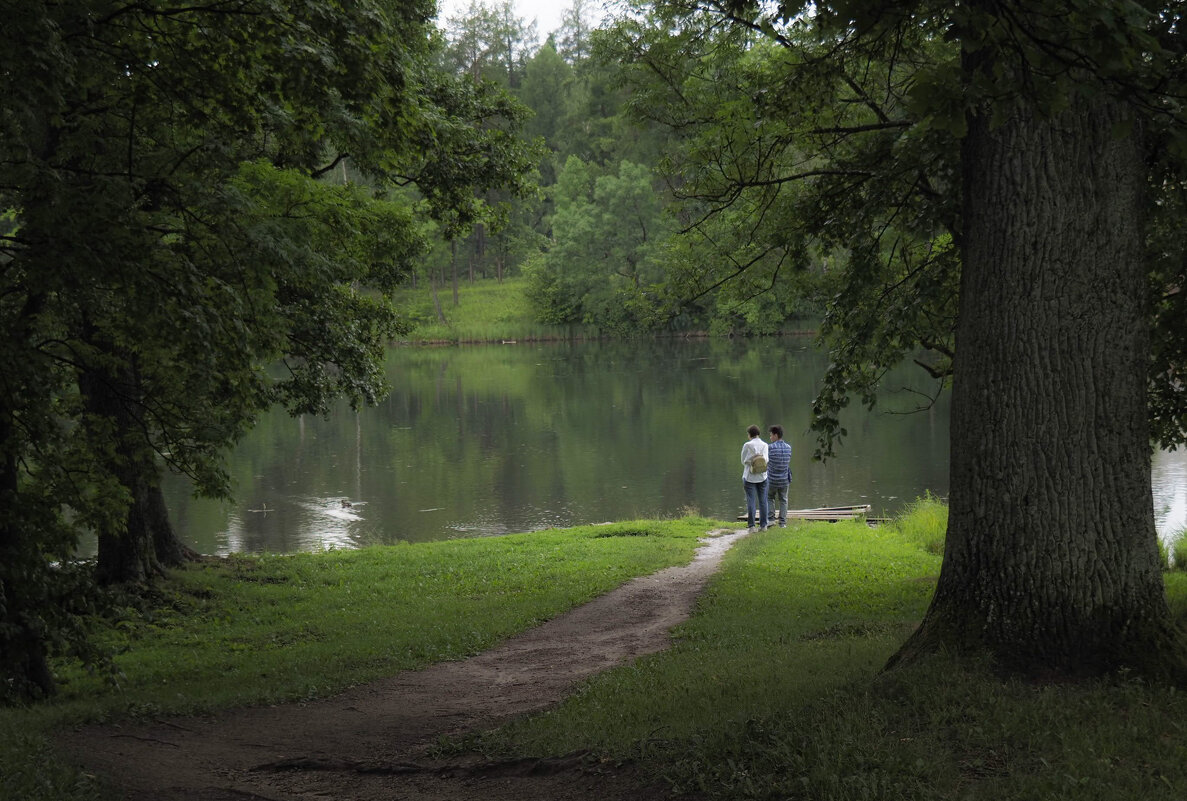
[479,501,1187,801]
[391,275,825,343]
[5,504,1187,801]
[0,519,710,801]
[394,276,598,343]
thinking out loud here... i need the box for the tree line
[426,0,826,336]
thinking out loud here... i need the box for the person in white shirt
[740,424,770,531]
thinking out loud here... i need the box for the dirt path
[60,529,749,801]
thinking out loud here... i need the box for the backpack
[751,453,768,472]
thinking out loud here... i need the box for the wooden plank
[786,505,870,516]
[737,504,876,523]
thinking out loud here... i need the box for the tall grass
[1168,526,1187,571]
[883,491,947,554]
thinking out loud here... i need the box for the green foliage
[0,0,535,701]
[426,2,830,338]
[606,4,960,453]
[612,0,1187,459]
[884,491,948,555]
[1168,527,1187,571]
[395,275,595,342]
[1167,572,1187,627]
[526,156,673,332]
[519,41,573,149]
[0,727,104,801]
[1148,184,1187,449]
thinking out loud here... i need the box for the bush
[1170,528,1187,571]
[887,493,948,554]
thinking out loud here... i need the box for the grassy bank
[392,275,820,343]
[0,519,710,801]
[6,505,1187,801]
[394,276,597,343]
[470,500,1187,800]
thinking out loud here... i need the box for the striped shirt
[767,439,792,486]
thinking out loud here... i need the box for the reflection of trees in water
[1152,448,1187,543]
[164,340,956,554]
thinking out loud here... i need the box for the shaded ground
[60,529,749,801]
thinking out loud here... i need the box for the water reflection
[1153,448,1187,543]
[159,339,1187,554]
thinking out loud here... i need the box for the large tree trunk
[95,458,164,585]
[81,360,195,584]
[0,419,55,701]
[891,91,1183,677]
[150,480,199,567]
[95,458,197,582]
[82,364,164,585]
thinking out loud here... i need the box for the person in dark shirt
[766,425,792,527]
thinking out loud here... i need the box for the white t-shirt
[741,437,769,483]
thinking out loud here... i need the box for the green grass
[1166,570,1187,621]
[1169,526,1187,570]
[394,276,598,343]
[883,491,948,554]
[0,518,709,801]
[8,506,1187,801]
[467,518,941,760]
[467,506,1187,801]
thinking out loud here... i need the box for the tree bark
[80,360,195,584]
[0,419,56,701]
[474,222,485,283]
[431,263,446,324]
[94,458,198,582]
[95,460,164,586]
[890,91,1184,678]
[452,239,461,307]
[150,480,200,567]
[892,90,1182,678]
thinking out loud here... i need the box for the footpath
[60,529,751,801]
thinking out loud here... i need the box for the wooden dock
[737,504,887,525]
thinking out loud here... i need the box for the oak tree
[620,0,1187,677]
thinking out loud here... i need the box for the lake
[161,338,1187,554]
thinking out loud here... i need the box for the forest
[414,0,829,338]
[6,0,1187,707]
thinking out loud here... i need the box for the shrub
[1169,527,1187,571]
[887,493,948,555]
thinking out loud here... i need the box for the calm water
[161,338,1187,554]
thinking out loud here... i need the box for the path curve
[61,529,748,801]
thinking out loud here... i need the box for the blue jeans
[768,482,789,525]
[743,479,769,528]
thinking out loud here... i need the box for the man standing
[766,425,792,527]
[741,424,770,531]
